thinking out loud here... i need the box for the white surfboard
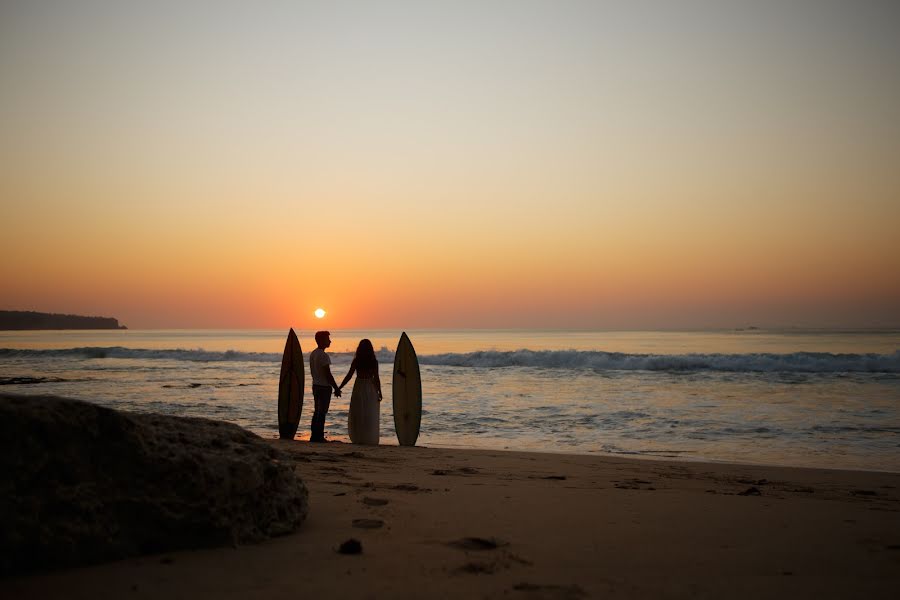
[392,332,422,446]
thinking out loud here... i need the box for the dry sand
[4,441,899,599]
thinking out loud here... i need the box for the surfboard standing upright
[392,332,422,446]
[278,328,305,440]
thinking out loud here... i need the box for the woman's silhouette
[339,339,382,445]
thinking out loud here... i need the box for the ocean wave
[417,349,900,373]
[1,347,898,373]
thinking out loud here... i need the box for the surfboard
[278,328,304,440]
[392,332,422,446]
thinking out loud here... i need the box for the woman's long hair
[355,338,378,371]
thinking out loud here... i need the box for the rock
[337,538,362,554]
[0,394,308,575]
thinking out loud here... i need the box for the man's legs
[311,384,332,441]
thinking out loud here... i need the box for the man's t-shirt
[309,347,332,387]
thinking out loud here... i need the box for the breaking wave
[2,347,899,373]
[420,349,900,373]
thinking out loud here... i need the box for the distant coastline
[0,311,126,331]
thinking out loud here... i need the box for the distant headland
[0,311,127,330]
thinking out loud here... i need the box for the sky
[1,0,899,329]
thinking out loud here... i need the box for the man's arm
[325,365,342,397]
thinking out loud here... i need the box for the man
[309,330,341,442]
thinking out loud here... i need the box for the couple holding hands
[309,330,382,445]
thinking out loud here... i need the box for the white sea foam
[2,347,898,373]
[419,349,900,373]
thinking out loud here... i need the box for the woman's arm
[375,369,382,401]
[339,359,356,389]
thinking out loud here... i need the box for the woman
[339,339,382,445]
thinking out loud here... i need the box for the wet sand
[4,441,900,598]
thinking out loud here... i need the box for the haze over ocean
[2,1,899,330]
[3,329,898,472]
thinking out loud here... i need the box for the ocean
[2,328,898,472]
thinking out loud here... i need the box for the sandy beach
[4,440,899,599]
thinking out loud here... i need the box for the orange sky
[1,2,899,329]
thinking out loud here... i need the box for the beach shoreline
[271,433,900,475]
[4,328,899,473]
[5,439,899,599]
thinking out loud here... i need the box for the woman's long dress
[348,376,380,445]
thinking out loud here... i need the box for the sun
[314,308,326,319]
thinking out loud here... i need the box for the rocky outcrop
[0,394,308,575]
[0,310,126,330]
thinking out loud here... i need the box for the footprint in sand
[512,582,587,599]
[448,538,533,576]
[448,537,508,551]
[391,484,431,492]
[737,478,769,486]
[447,537,532,575]
[527,474,567,481]
[352,518,384,529]
[614,479,655,490]
[319,466,348,474]
[432,467,480,476]
[362,496,389,506]
[456,561,497,574]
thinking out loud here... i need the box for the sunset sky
[1,1,898,329]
